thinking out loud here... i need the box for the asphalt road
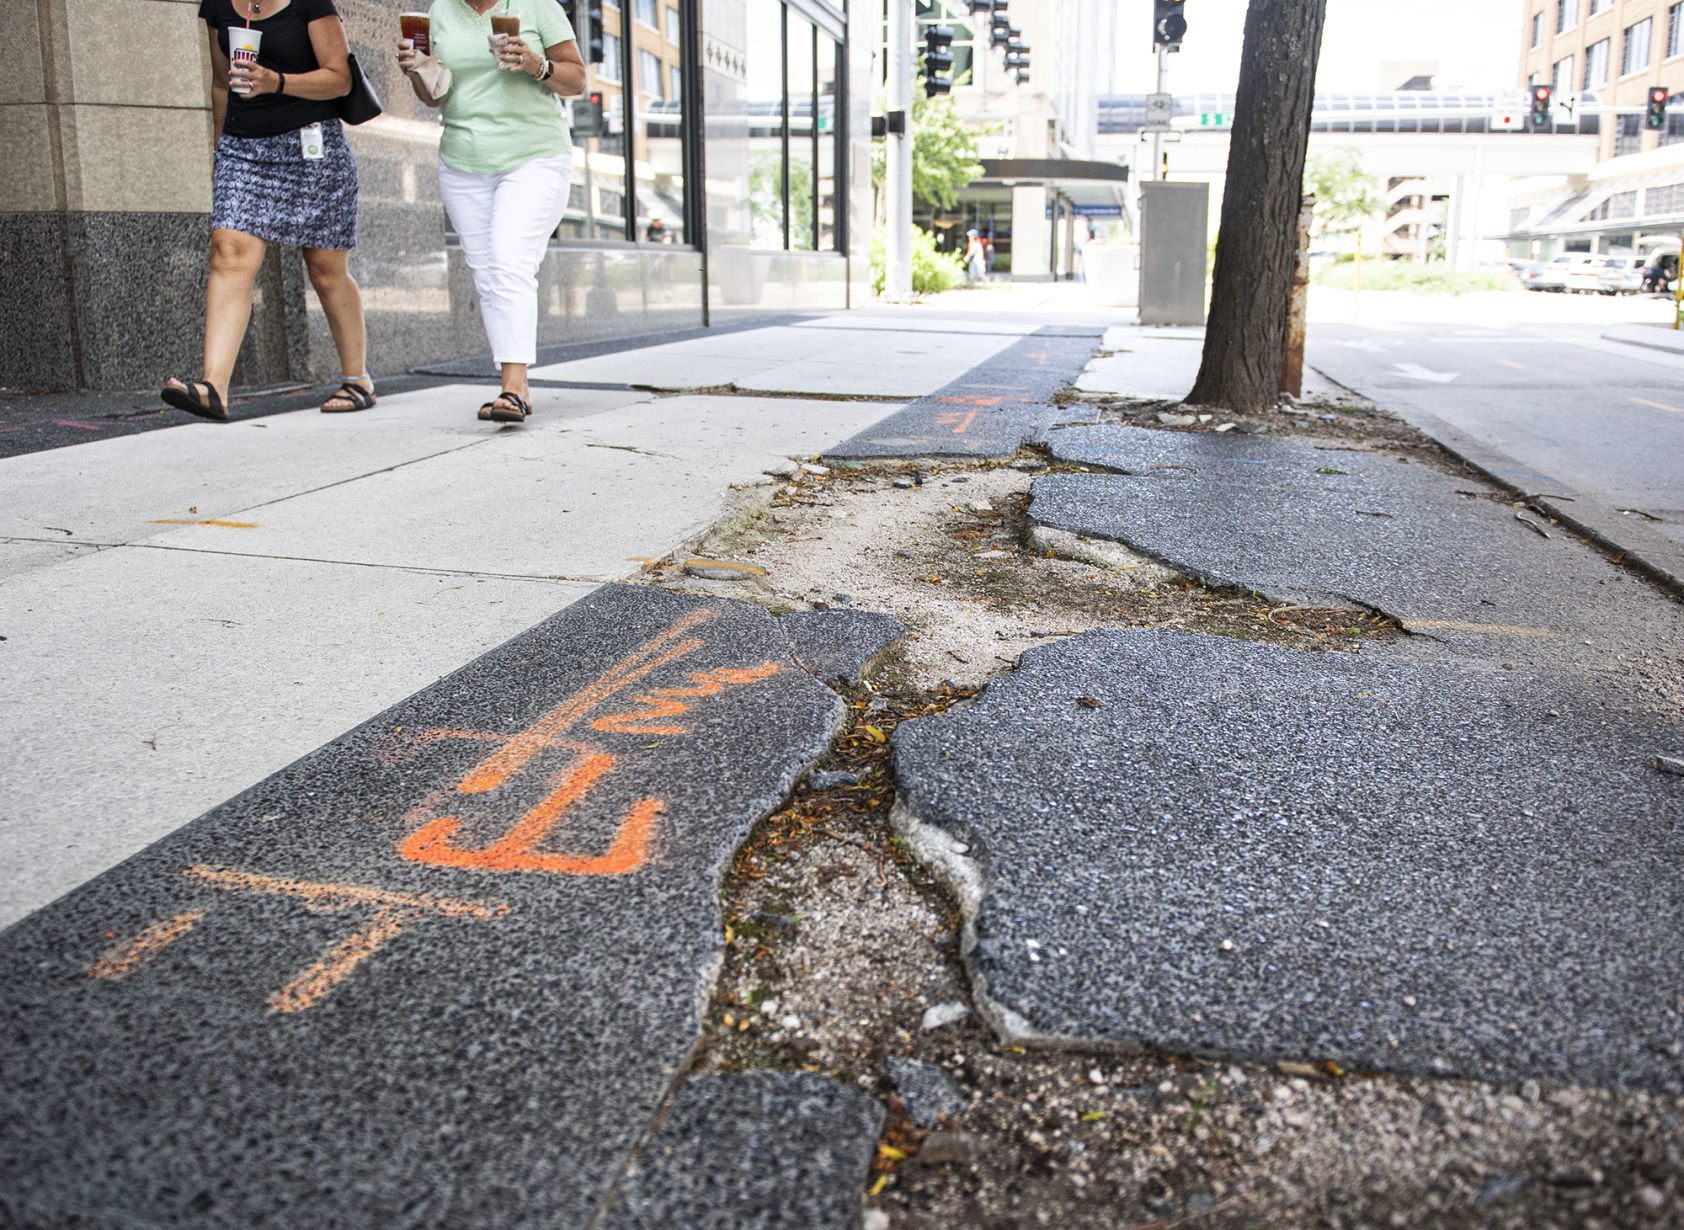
[1306,318,1684,545]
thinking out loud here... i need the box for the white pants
[437,151,572,366]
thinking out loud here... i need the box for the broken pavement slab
[599,1071,883,1229]
[0,585,885,1229]
[890,628,1684,1091]
[1032,423,1684,657]
[823,328,1103,462]
[781,608,905,684]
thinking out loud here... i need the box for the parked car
[1522,254,1597,292]
[1595,256,1647,295]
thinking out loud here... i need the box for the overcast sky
[1115,0,1525,96]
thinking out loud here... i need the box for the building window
[633,0,657,26]
[1645,183,1684,213]
[1664,94,1684,146]
[1557,0,1576,32]
[1614,114,1642,156]
[1532,11,1543,46]
[1670,3,1683,57]
[1553,54,1575,95]
[638,48,663,95]
[1622,18,1652,75]
[666,5,681,42]
[1588,0,1612,14]
[745,0,843,254]
[1584,38,1609,87]
[562,0,696,246]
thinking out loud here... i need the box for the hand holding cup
[494,32,534,71]
[397,37,419,72]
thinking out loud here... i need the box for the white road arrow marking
[1393,362,1459,383]
[1334,339,1398,352]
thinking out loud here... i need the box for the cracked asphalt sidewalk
[645,358,1684,1229]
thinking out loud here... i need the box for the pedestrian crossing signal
[1646,87,1669,131]
[1529,85,1552,130]
[1153,0,1186,50]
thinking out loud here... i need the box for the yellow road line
[1629,396,1684,414]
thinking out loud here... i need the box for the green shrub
[1312,260,1516,295]
[870,223,967,296]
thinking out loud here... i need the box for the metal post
[884,0,913,301]
[1674,231,1682,330]
[1150,47,1167,182]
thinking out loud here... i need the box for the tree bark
[1185,0,1328,414]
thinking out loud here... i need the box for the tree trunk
[1185,0,1328,414]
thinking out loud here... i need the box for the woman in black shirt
[162,0,376,420]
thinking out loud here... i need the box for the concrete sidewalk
[0,304,1114,929]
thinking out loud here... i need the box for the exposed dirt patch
[694,681,1684,1230]
[644,461,1400,689]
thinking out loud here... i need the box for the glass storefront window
[817,34,839,250]
[787,14,816,250]
[634,0,685,242]
[747,0,786,248]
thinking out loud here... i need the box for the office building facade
[1,0,870,391]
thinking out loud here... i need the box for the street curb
[1381,399,1684,603]
[1601,322,1684,355]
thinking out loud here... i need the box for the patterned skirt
[211,118,358,250]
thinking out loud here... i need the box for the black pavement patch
[1032,424,1684,655]
[890,628,1684,1091]
[0,586,864,1228]
[598,1071,882,1229]
[780,609,904,684]
[823,328,1103,462]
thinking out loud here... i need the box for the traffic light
[989,10,1011,50]
[923,24,954,97]
[1529,83,1552,129]
[571,91,604,136]
[585,0,604,63]
[1647,86,1669,130]
[1153,0,1186,50]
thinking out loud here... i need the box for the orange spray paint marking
[396,611,782,877]
[457,608,715,795]
[936,395,1003,406]
[90,868,508,1013]
[593,662,783,734]
[934,410,978,435]
[147,519,259,528]
[88,910,204,979]
[398,749,659,874]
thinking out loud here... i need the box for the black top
[200,0,342,138]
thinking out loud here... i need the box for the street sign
[1144,91,1172,131]
[1197,111,1227,127]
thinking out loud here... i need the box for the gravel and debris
[629,390,1684,1228]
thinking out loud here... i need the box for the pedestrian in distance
[397,0,585,423]
[964,228,986,285]
[162,0,375,421]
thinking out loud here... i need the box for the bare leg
[499,362,528,401]
[167,228,267,404]
[303,247,372,408]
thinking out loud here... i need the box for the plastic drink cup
[489,13,520,38]
[399,12,430,54]
[228,26,262,94]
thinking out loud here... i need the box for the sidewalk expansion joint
[105,541,603,583]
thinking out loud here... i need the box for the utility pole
[1150,46,1167,181]
[884,0,913,302]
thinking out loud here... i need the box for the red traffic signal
[1529,84,1552,129]
[1646,86,1669,130]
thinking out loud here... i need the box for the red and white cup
[228,27,262,94]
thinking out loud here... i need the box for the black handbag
[335,52,383,125]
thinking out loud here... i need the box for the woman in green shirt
[398,0,585,422]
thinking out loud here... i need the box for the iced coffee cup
[489,13,521,38]
[399,12,430,55]
[228,26,262,94]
